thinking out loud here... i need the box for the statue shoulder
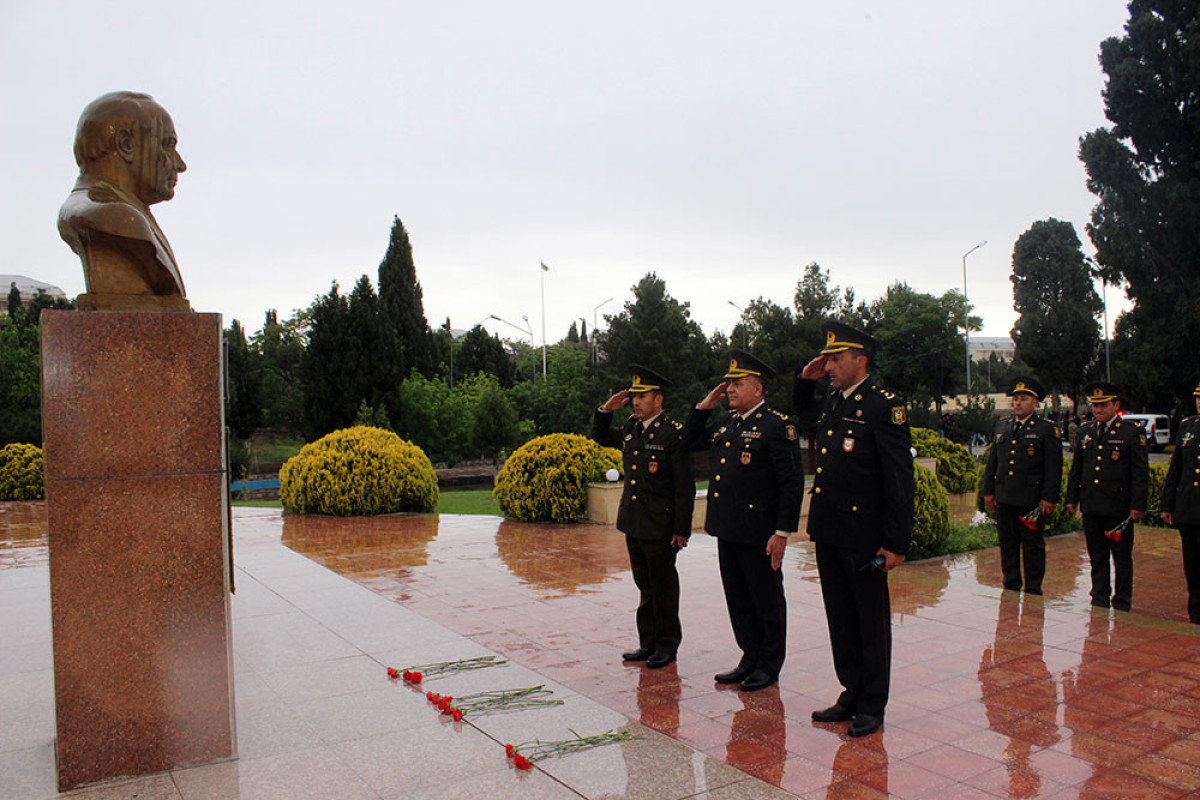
[58,187,158,247]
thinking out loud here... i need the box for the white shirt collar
[739,400,766,420]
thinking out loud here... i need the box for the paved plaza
[3,503,1200,798]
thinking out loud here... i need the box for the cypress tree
[377,216,433,378]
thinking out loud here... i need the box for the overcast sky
[0,1,1133,351]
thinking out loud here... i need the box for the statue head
[73,91,186,207]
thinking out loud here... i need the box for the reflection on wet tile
[7,504,1200,798]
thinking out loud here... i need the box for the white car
[1121,413,1170,452]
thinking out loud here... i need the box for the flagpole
[540,261,548,377]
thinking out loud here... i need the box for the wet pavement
[4,502,1200,798]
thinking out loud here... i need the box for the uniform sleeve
[876,399,914,555]
[591,410,620,449]
[792,375,822,425]
[981,433,998,496]
[1042,425,1063,504]
[679,407,715,452]
[769,416,803,533]
[1065,430,1083,505]
[1161,430,1183,515]
[668,428,696,537]
[1129,427,1150,513]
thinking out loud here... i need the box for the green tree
[0,313,41,445]
[508,343,600,436]
[598,273,712,419]
[6,283,20,318]
[391,371,472,464]
[252,309,306,435]
[1079,1,1200,410]
[466,373,519,459]
[457,325,516,386]
[377,216,433,378]
[867,284,966,412]
[224,319,263,440]
[1010,219,1102,403]
[730,298,805,411]
[300,282,355,440]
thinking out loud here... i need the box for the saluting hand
[600,390,629,412]
[799,355,828,381]
[696,382,728,411]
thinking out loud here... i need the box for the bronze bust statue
[58,91,191,311]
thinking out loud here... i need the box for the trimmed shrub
[1144,461,1170,527]
[911,427,979,493]
[493,433,622,523]
[0,443,44,501]
[279,426,438,515]
[909,462,950,561]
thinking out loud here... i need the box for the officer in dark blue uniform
[982,377,1063,595]
[1066,383,1149,611]
[592,365,695,668]
[681,350,802,692]
[793,321,914,738]
[1160,380,1200,625]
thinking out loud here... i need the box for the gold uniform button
[1008,471,1014,476]
[816,467,823,474]
[821,448,828,455]
[749,504,754,509]
[725,442,731,448]
[827,429,834,436]
[631,495,637,501]
[630,480,636,486]
[814,487,822,494]
[631,465,637,470]
[715,475,721,481]
[1094,479,1100,484]
[713,491,720,498]
[720,458,726,464]
[852,505,858,512]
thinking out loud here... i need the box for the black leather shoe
[714,665,753,684]
[622,647,653,662]
[848,714,883,737]
[646,651,676,669]
[811,703,855,723]
[739,669,776,692]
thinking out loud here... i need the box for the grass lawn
[231,487,502,516]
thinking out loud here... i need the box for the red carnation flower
[387,667,399,679]
[452,709,463,721]
[514,754,532,770]
[505,744,514,758]
[411,671,423,684]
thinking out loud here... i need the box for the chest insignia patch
[843,437,855,452]
[741,451,752,465]
[1112,449,1121,461]
[891,406,906,425]
[786,424,797,441]
[648,461,659,473]
[1027,446,1036,458]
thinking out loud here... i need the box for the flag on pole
[541,261,550,272]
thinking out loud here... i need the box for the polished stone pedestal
[40,311,235,791]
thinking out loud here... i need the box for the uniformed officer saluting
[593,365,696,669]
[1066,382,1149,611]
[794,320,914,738]
[680,350,802,692]
[1159,379,1200,625]
[982,377,1063,595]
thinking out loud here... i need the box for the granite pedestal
[40,310,236,791]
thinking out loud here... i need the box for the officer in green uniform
[793,321,914,738]
[681,350,802,692]
[1160,380,1200,624]
[982,377,1063,595]
[1066,383,1149,611]
[592,365,695,668]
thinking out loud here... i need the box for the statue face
[131,109,186,206]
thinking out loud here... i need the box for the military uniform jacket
[592,411,695,540]
[981,415,1063,509]
[793,376,915,556]
[679,402,802,546]
[1065,417,1149,517]
[1162,416,1200,526]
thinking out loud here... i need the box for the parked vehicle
[1122,413,1171,451]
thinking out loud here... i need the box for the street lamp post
[961,240,987,400]
[489,313,536,382]
[592,297,613,367]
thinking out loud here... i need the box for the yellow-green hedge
[280,426,438,515]
[911,427,979,494]
[493,433,622,523]
[909,462,950,560]
[0,443,44,501]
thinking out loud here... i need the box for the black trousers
[1082,513,1134,611]
[995,503,1046,594]
[815,542,892,717]
[1179,526,1200,624]
[626,535,682,654]
[716,538,786,678]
